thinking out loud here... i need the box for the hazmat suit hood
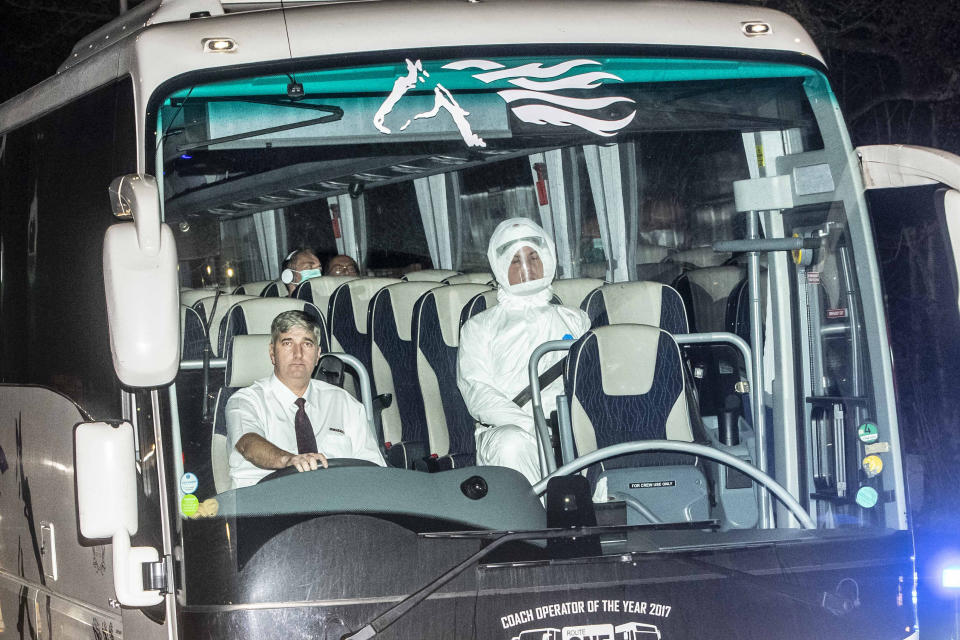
[487,218,556,301]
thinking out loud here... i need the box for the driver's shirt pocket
[318,426,352,458]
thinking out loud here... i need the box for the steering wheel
[257,458,379,484]
[531,440,816,529]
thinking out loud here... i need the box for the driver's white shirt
[225,374,385,489]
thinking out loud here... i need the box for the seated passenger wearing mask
[226,310,385,489]
[457,218,590,484]
[280,249,323,294]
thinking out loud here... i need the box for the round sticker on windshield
[180,472,199,494]
[862,455,883,478]
[181,494,199,517]
[857,422,879,444]
[855,486,879,509]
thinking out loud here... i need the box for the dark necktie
[294,397,318,454]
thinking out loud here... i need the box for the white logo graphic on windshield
[373,59,637,147]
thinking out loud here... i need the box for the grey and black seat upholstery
[327,278,401,375]
[233,280,286,297]
[219,297,328,358]
[211,334,275,494]
[414,284,491,469]
[180,304,207,360]
[459,289,499,327]
[193,294,259,357]
[369,281,444,467]
[725,267,768,343]
[180,287,229,309]
[551,278,604,309]
[583,281,689,335]
[564,324,710,522]
[443,272,494,286]
[294,275,359,337]
[674,265,749,417]
[402,269,460,282]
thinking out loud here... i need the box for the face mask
[280,267,322,285]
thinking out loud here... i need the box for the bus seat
[564,324,709,523]
[635,262,683,285]
[414,284,490,469]
[675,265,746,333]
[443,272,494,286]
[583,281,689,335]
[370,281,445,467]
[328,277,401,375]
[402,269,460,282]
[459,289,499,327]
[180,304,206,360]
[550,278,605,309]
[193,294,258,357]
[180,287,229,308]
[295,275,359,334]
[219,297,328,358]
[233,280,287,297]
[211,334,274,494]
[666,246,731,270]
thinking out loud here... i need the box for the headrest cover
[227,334,274,388]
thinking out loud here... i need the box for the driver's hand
[288,452,328,472]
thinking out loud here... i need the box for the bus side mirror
[104,174,179,387]
[75,421,163,607]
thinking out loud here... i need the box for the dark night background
[1,0,958,635]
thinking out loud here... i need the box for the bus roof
[0,0,824,140]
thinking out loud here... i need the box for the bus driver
[457,218,591,485]
[225,310,385,489]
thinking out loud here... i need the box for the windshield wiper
[341,520,718,640]
[176,100,343,153]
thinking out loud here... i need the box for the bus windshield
[160,54,900,544]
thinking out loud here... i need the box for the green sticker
[855,486,879,508]
[181,493,199,517]
[857,422,879,444]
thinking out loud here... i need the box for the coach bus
[2,0,956,638]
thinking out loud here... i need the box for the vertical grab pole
[746,210,774,527]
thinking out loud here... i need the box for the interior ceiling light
[202,38,238,53]
[741,22,772,37]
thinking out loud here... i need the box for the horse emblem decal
[373,58,637,147]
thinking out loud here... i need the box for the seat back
[180,304,207,360]
[676,265,746,333]
[726,267,767,342]
[220,297,328,357]
[583,281,689,335]
[444,272,494,286]
[327,277,401,371]
[666,246,731,269]
[565,324,693,475]
[414,284,490,463]
[193,294,259,356]
[459,289,499,327]
[635,262,683,285]
[211,334,274,493]
[369,281,444,447]
[403,269,460,282]
[233,280,287,297]
[180,287,229,308]
[551,278,604,309]
[295,275,359,324]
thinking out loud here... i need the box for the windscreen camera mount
[286,81,305,100]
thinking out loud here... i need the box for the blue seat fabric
[330,286,370,372]
[414,293,476,466]
[585,285,689,335]
[219,303,327,357]
[565,330,690,482]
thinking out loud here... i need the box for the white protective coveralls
[457,218,591,484]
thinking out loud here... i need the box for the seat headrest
[232,280,280,296]
[194,294,259,356]
[226,334,274,388]
[373,281,444,341]
[295,275,358,303]
[420,284,490,347]
[685,265,746,301]
[180,287,229,309]
[588,281,688,333]
[228,298,321,335]
[331,278,402,334]
[443,272,494,286]
[403,269,460,282]
[551,278,604,308]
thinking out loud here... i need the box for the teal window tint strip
[164,57,820,104]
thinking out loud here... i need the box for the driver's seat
[563,324,710,524]
[211,334,275,493]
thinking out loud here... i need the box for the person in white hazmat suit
[457,218,591,484]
